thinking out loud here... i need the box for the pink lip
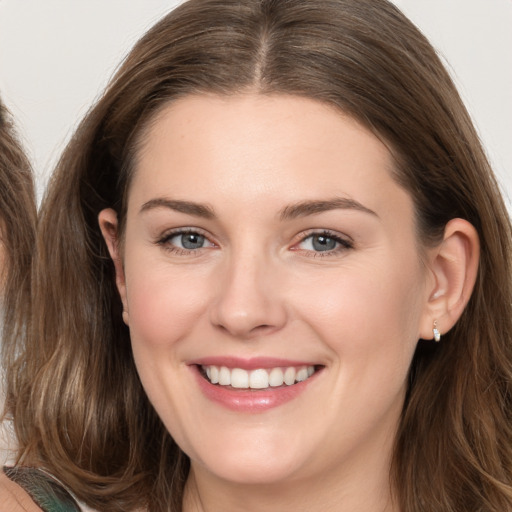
[190,362,321,413]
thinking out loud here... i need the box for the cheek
[292,255,425,377]
[122,260,212,436]
[299,258,423,334]
[124,260,212,350]
[295,260,425,432]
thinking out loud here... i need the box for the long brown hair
[10,1,512,510]
[0,98,36,412]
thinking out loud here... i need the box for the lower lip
[192,366,318,413]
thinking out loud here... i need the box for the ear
[419,218,480,340]
[98,208,129,325]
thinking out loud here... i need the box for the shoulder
[0,469,42,512]
[1,466,83,512]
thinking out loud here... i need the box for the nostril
[251,324,273,333]
[209,282,288,338]
[214,322,276,339]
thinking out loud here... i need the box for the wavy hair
[10,1,512,511]
[0,98,36,412]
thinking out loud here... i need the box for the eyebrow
[140,198,215,218]
[279,197,378,221]
[139,196,377,221]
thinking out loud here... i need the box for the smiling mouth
[200,365,319,390]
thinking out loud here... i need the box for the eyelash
[291,230,354,257]
[156,228,216,256]
[155,228,353,257]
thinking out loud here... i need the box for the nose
[209,251,288,339]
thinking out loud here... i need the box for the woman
[0,98,35,340]
[0,98,37,506]
[0,97,36,390]
[4,0,512,511]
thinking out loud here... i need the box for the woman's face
[102,94,435,488]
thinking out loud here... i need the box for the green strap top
[3,466,81,512]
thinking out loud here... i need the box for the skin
[100,93,479,512]
[0,472,43,512]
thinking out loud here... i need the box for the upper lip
[188,356,320,370]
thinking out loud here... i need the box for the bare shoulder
[0,470,42,512]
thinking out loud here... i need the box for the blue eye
[297,232,352,253]
[171,232,207,250]
[159,230,215,252]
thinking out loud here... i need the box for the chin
[187,432,309,485]
[200,456,302,486]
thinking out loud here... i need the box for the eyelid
[155,226,217,254]
[154,226,353,257]
[290,229,354,255]
[157,226,211,240]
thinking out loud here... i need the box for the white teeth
[284,367,296,385]
[202,365,316,389]
[269,367,284,387]
[249,369,269,389]
[219,366,231,385]
[231,368,249,389]
[210,365,219,384]
[296,367,309,382]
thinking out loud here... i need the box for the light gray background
[0,0,511,205]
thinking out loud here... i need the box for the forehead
[129,93,409,217]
